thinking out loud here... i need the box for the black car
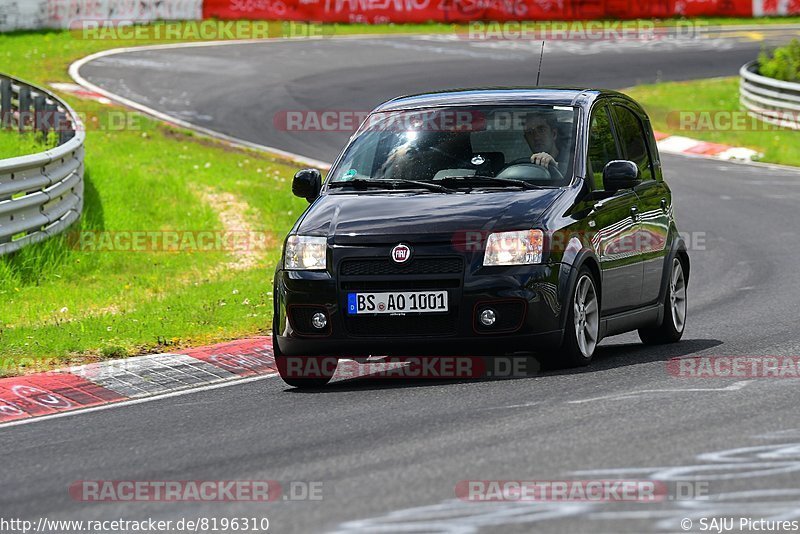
[273,88,689,387]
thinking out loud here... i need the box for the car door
[587,103,644,314]
[611,102,670,306]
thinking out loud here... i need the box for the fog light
[479,309,497,327]
[311,312,328,330]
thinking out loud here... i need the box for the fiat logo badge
[392,244,412,264]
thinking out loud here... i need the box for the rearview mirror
[602,160,641,192]
[292,169,322,202]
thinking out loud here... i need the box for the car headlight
[284,235,327,270]
[483,230,544,266]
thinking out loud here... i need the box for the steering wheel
[504,157,564,181]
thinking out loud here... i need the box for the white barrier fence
[0,74,85,256]
[740,61,800,131]
[0,0,203,32]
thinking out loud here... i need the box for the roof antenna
[536,41,545,86]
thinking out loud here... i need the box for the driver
[523,112,568,176]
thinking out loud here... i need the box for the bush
[758,39,800,82]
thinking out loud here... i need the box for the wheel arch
[676,244,690,284]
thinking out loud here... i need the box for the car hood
[295,189,564,245]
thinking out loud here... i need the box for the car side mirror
[602,160,641,192]
[292,169,322,202]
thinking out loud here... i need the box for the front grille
[340,257,463,277]
[345,313,458,337]
[340,279,460,291]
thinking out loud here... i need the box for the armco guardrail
[740,61,800,130]
[0,74,85,255]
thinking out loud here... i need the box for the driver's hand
[531,152,556,167]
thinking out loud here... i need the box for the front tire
[273,332,336,388]
[558,267,601,367]
[638,256,687,345]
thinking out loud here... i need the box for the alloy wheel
[574,274,600,358]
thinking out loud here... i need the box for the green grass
[0,109,308,373]
[0,128,52,159]
[0,134,312,370]
[626,77,800,167]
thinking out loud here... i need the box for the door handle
[661,198,668,213]
[630,206,639,221]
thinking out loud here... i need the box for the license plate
[347,291,448,315]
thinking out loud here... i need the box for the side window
[587,105,618,190]
[334,131,381,181]
[612,105,654,181]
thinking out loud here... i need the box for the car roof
[372,88,623,113]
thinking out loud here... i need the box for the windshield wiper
[329,178,455,193]
[437,176,541,191]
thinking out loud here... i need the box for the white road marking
[331,435,800,532]
[573,460,800,481]
[657,135,706,153]
[567,380,751,404]
[484,401,542,411]
[716,146,761,161]
[697,442,800,463]
[757,429,800,440]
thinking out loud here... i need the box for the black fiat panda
[273,88,689,387]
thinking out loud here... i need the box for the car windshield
[328,105,579,190]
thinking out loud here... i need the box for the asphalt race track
[76,27,800,163]
[3,28,800,533]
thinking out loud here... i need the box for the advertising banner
[202,0,757,24]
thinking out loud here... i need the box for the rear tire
[273,332,336,388]
[557,267,600,368]
[638,256,687,345]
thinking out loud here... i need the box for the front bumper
[273,243,569,357]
